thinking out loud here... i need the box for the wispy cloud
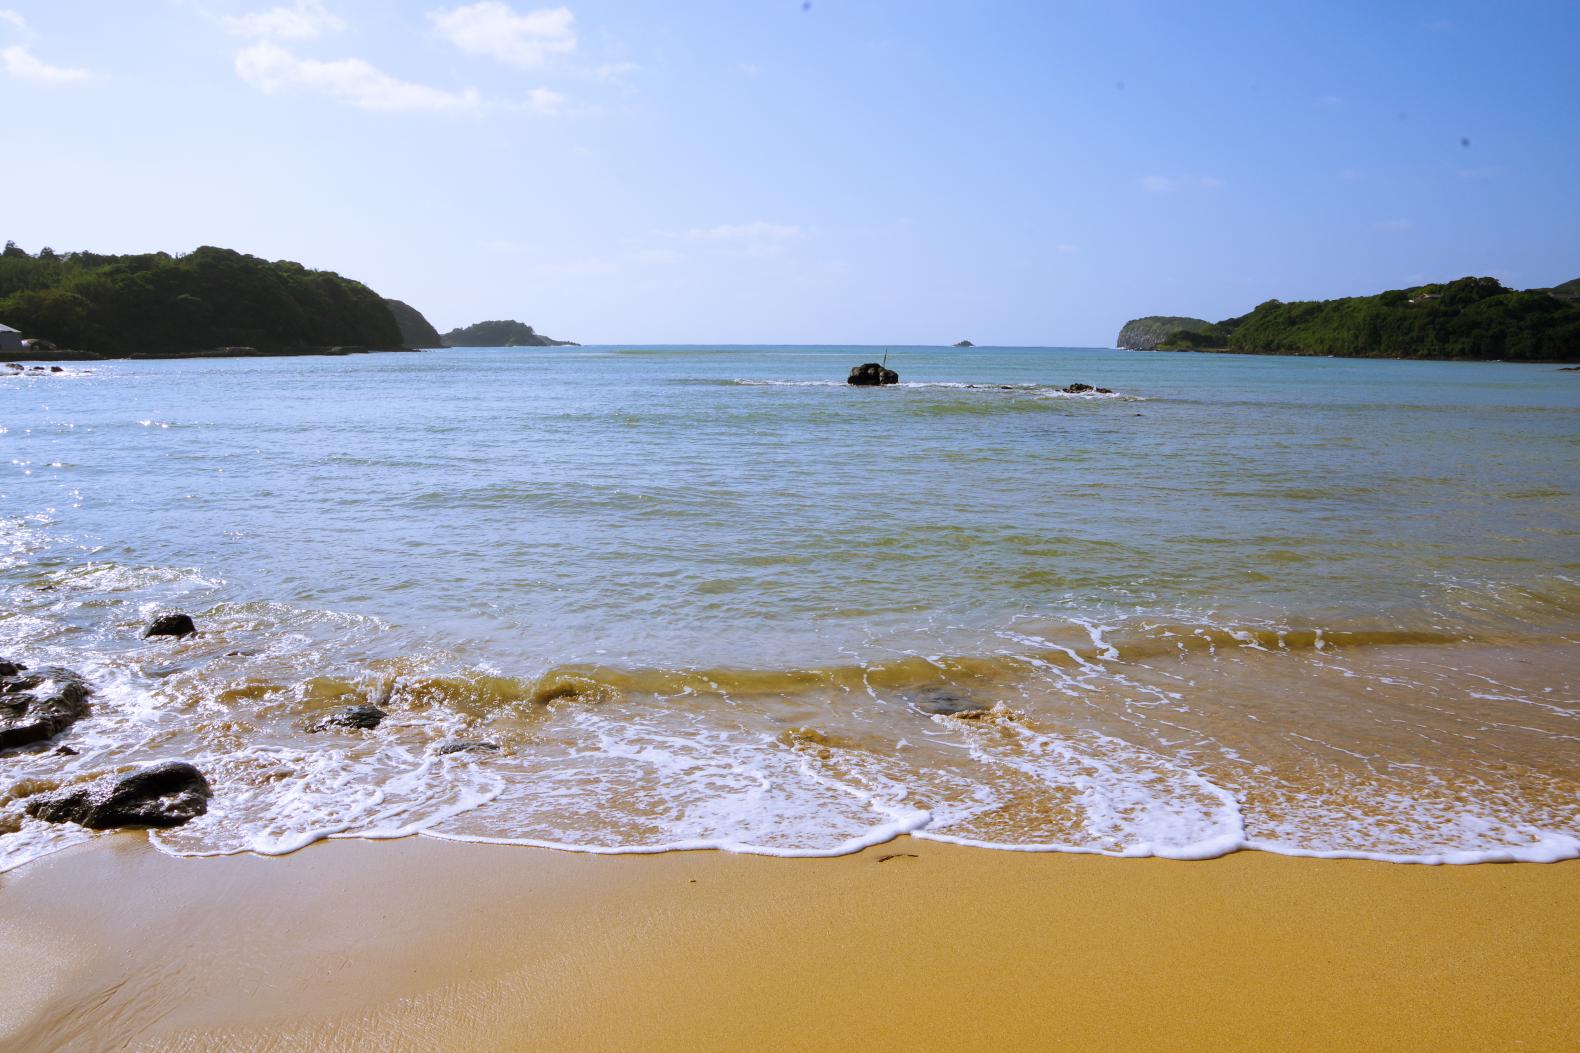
[0,9,30,36]
[2,45,88,83]
[223,0,344,39]
[429,2,575,68]
[236,41,480,111]
[1,9,89,83]
[1377,218,1412,232]
[675,221,803,242]
[1139,174,1223,193]
[737,62,761,75]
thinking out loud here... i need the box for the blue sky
[1,1,1576,345]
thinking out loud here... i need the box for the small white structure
[0,323,22,353]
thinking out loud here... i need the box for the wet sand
[2,837,1577,1052]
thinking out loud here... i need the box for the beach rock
[436,740,502,755]
[49,366,63,373]
[306,704,387,732]
[1095,387,1113,394]
[145,612,197,639]
[25,760,211,829]
[848,362,899,386]
[0,660,24,677]
[1,665,93,751]
[1064,383,1094,394]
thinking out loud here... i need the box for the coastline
[2,346,428,363]
[3,837,1577,1051]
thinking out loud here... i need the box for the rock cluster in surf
[848,362,900,386]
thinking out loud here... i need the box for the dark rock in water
[910,689,990,718]
[436,740,502,755]
[1064,382,1094,393]
[145,612,197,639]
[0,659,25,678]
[1,665,93,750]
[848,362,899,386]
[1095,387,1113,394]
[55,745,79,757]
[306,704,387,732]
[49,366,63,373]
[25,760,211,829]
[952,340,975,348]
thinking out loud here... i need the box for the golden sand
[1,836,1577,1051]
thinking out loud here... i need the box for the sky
[1,1,1577,345]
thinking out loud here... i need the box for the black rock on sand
[25,761,213,829]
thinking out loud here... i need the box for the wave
[3,597,1577,873]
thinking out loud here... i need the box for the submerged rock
[1,664,93,751]
[25,760,212,829]
[910,689,990,718]
[145,612,197,639]
[848,362,899,386]
[306,704,387,732]
[436,740,502,755]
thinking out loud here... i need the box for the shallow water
[3,346,1578,868]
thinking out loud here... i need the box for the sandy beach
[3,838,1577,1051]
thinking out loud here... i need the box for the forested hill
[0,242,402,355]
[441,319,577,347]
[1119,276,1580,362]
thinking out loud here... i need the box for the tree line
[0,242,401,354]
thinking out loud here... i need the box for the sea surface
[3,346,1578,870]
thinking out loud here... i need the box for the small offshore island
[0,242,571,361]
[1119,276,1580,362]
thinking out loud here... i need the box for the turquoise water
[3,347,1579,868]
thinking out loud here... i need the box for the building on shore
[0,323,23,353]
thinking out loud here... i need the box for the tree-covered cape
[1149,276,1580,362]
[0,242,401,354]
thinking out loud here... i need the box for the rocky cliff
[383,299,443,348]
[1116,316,1214,350]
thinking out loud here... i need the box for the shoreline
[3,346,427,363]
[3,835,1577,1051]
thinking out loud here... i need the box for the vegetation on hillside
[0,242,402,354]
[1133,277,1580,362]
[384,298,443,347]
[441,319,575,347]
[1116,316,1214,351]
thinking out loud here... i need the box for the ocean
[3,345,1578,869]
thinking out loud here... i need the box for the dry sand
[1,835,1577,1051]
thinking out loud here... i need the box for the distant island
[440,320,577,347]
[1118,276,1580,362]
[953,340,975,348]
[0,242,405,358]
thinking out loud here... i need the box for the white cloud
[223,0,344,39]
[592,61,638,81]
[2,44,88,83]
[677,221,802,241]
[429,2,575,68]
[525,86,565,113]
[235,41,480,111]
[223,0,344,40]
[1138,175,1174,193]
[628,248,686,266]
[0,9,30,36]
